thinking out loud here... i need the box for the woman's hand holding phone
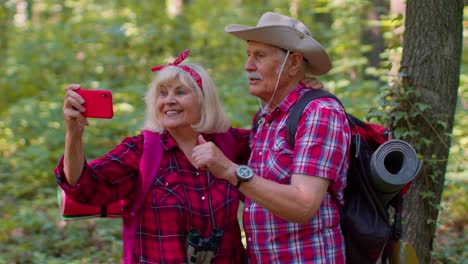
[63,84,88,128]
[63,84,114,120]
[62,84,93,187]
[63,84,114,135]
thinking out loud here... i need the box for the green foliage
[0,1,465,262]
[367,8,468,263]
[432,6,468,262]
[432,174,468,264]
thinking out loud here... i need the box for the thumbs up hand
[198,134,207,144]
[192,135,237,183]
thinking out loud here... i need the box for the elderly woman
[55,50,249,263]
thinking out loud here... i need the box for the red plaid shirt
[55,128,250,263]
[245,84,350,263]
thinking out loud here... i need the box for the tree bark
[398,1,463,263]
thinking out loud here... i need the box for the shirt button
[245,207,249,211]
[201,196,206,200]
[259,151,262,156]
[248,237,252,242]
[265,123,270,127]
[165,182,169,186]
[196,172,200,175]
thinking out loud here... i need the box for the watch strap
[236,179,243,189]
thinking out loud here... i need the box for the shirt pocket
[266,137,293,183]
[149,169,185,207]
[271,136,292,153]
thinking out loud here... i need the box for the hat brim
[225,24,332,75]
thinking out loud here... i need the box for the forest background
[0,0,466,263]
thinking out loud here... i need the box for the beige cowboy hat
[225,12,332,76]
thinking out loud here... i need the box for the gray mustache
[246,72,263,80]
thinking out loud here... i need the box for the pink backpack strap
[123,130,162,264]
[136,130,163,209]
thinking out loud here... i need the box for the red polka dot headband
[151,49,203,90]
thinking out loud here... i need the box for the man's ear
[287,53,304,76]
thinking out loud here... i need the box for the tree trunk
[398,1,463,263]
[167,0,183,18]
[0,2,13,81]
[362,0,388,70]
[387,0,405,85]
[165,0,191,55]
[289,0,300,17]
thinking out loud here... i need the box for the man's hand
[302,77,324,90]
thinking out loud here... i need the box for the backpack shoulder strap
[131,130,163,213]
[123,130,163,264]
[251,109,263,134]
[286,89,343,147]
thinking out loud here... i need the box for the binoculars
[186,229,224,264]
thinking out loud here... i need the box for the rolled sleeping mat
[57,188,121,221]
[370,139,423,206]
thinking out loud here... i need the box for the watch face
[237,165,253,181]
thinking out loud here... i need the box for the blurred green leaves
[0,1,466,263]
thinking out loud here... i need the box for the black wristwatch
[235,165,253,189]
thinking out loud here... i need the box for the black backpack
[252,89,409,264]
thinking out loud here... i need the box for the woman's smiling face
[156,78,201,132]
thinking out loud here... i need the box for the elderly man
[193,12,350,263]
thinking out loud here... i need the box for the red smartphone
[75,89,114,119]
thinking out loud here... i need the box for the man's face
[245,41,286,102]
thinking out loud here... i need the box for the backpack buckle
[355,134,361,158]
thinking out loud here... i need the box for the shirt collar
[277,82,307,114]
[160,131,178,151]
[160,131,215,151]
